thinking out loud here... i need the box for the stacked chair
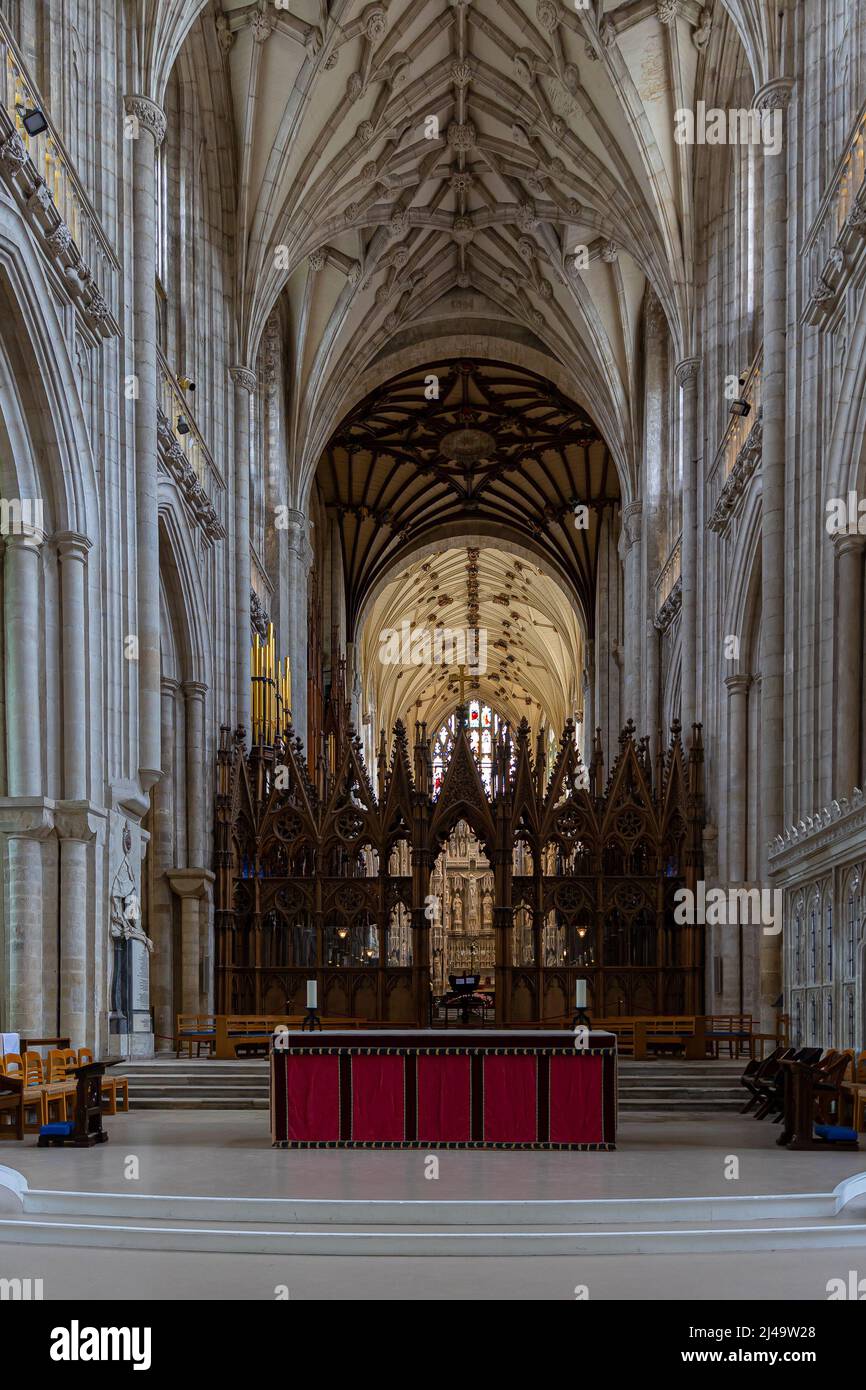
[739,1046,861,1150]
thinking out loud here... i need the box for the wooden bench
[590,1016,704,1060]
[704,1014,754,1059]
[174,1014,217,1058]
[215,1014,366,1059]
[633,1016,707,1060]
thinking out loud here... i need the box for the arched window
[431,702,508,795]
[825,897,833,981]
[793,896,803,985]
[846,873,860,979]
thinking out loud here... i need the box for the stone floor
[0,1112,863,1300]
[0,1242,863,1301]
[2,1111,863,1200]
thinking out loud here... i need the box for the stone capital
[675,356,700,387]
[229,364,257,394]
[2,525,45,553]
[832,531,866,560]
[123,94,167,146]
[0,797,55,838]
[167,868,215,900]
[621,499,643,550]
[724,674,753,697]
[54,530,93,563]
[752,78,794,114]
[182,680,208,700]
[55,802,106,843]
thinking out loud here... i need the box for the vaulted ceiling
[211,0,744,498]
[359,543,584,736]
[315,358,621,634]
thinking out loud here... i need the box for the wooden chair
[739,1045,793,1113]
[42,1051,78,1119]
[843,1050,866,1132]
[0,1074,24,1140]
[7,1053,68,1130]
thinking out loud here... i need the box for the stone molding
[156,408,225,543]
[752,79,794,114]
[724,674,753,696]
[707,407,763,536]
[769,786,866,868]
[674,357,700,387]
[123,95,167,146]
[654,577,682,632]
[229,365,258,394]
[0,113,118,337]
[621,500,643,551]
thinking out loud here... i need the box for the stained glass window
[432,702,508,795]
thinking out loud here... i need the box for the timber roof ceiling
[316,357,620,632]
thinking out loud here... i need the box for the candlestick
[302,977,322,1031]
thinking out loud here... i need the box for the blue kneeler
[38,1122,73,1146]
[814,1123,858,1145]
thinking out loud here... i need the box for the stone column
[675,358,701,732]
[4,530,44,1032]
[725,676,752,882]
[645,617,660,746]
[124,95,166,791]
[183,681,207,866]
[582,640,595,766]
[55,533,93,1044]
[833,535,865,794]
[285,509,311,749]
[56,532,92,799]
[643,291,666,741]
[151,680,177,1047]
[229,366,257,741]
[755,79,793,1030]
[167,869,215,1013]
[57,827,91,1045]
[620,501,642,723]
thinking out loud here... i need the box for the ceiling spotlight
[16,105,48,136]
[177,376,196,392]
[176,415,191,436]
[729,399,751,418]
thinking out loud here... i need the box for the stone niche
[107,815,154,1057]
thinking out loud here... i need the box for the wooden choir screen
[214,712,705,1026]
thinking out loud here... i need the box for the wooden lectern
[38,1060,121,1147]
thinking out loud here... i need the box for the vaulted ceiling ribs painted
[315,357,620,635]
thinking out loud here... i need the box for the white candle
[575,980,587,1008]
[306,979,317,1009]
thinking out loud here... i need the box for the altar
[271,1030,616,1150]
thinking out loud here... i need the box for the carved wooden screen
[215,715,704,1026]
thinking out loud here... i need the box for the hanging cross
[458,664,466,706]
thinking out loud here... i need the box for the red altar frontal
[270,1030,617,1150]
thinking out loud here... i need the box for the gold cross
[458,664,466,706]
